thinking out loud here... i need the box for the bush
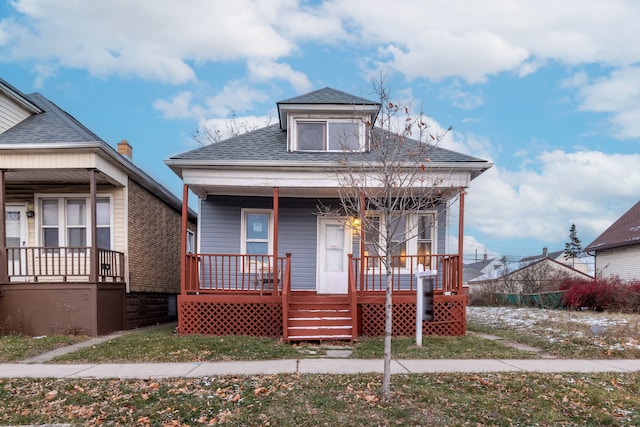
[561,276,640,312]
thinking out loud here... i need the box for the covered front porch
[177,186,468,341]
[177,252,465,340]
[0,168,128,336]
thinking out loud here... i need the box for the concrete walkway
[2,358,640,379]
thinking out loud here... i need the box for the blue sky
[2,0,639,264]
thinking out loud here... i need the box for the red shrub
[561,276,638,311]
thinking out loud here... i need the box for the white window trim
[363,211,437,272]
[240,209,274,255]
[288,114,367,152]
[35,193,113,248]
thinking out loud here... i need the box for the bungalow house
[0,78,196,336]
[585,201,640,281]
[165,87,491,341]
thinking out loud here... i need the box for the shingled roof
[169,123,488,168]
[0,93,102,144]
[277,87,379,106]
[586,201,640,252]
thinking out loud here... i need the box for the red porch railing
[351,254,461,294]
[4,247,125,282]
[184,253,288,295]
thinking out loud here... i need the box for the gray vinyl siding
[200,196,339,290]
[199,196,451,291]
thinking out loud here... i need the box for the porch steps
[286,293,354,342]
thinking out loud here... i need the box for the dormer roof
[277,87,380,129]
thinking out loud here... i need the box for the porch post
[272,187,279,293]
[457,188,465,292]
[180,184,189,294]
[359,190,366,294]
[89,169,98,283]
[0,170,7,283]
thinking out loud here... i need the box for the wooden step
[285,292,355,341]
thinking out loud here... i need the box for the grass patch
[468,307,640,359]
[352,334,538,359]
[0,334,88,362]
[1,372,638,425]
[52,326,301,363]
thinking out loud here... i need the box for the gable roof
[520,250,565,264]
[0,78,42,115]
[469,257,592,284]
[0,93,102,144]
[586,201,640,252]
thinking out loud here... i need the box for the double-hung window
[241,210,272,256]
[295,119,363,152]
[362,212,436,270]
[39,196,112,249]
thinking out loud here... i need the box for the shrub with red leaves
[561,276,640,312]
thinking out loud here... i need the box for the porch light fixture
[26,210,35,218]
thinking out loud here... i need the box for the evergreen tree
[563,223,582,267]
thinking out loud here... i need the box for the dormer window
[293,119,365,152]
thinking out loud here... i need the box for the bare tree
[321,79,452,402]
[192,112,271,145]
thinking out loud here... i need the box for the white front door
[317,217,350,294]
[5,205,28,277]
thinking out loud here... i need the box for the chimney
[483,251,488,261]
[542,247,548,257]
[118,139,133,159]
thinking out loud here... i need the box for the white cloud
[247,60,312,92]
[5,0,640,88]
[576,66,640,139]
[466,149,640,246]
[2,0,301,84]
[154,82,270,120]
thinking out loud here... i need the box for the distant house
[0,78,196,336]
[520,247,592,275]
[166,87,491,341]
[585,201,640,281]
[469,256,592,295]
[463,254,505,285]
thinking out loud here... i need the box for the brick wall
[127,179,193,294]
[125,292,177,329]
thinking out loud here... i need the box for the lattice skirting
[360,300,466,336]
[179,301,283,336]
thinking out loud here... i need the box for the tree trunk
[381,270,393,402]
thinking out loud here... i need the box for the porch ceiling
[189,184,461,200]
[3,169,122,188]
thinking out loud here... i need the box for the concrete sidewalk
[2,358,640,379]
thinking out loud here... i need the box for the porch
[0,247,126,336]
[178,253,466,341]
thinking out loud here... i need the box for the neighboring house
[469,256,592,295]
[0,78,196,336]
[166,87,491,341]
[519,247,592,275]
[585,201,640,281]
[463,254,505,286]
